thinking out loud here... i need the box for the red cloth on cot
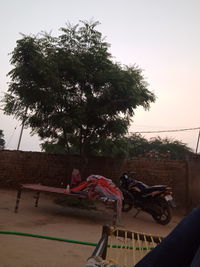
[70,178,122,199]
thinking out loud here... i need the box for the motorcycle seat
[142,185,168,194]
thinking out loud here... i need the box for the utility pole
[17,107,28,150]
[195,129,200,154]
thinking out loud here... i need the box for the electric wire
[130,126,200,134]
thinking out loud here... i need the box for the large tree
[0,130,5,150]
[3,20,155,159]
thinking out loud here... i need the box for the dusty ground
[0,189,182,267]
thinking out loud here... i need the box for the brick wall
[0,150,126,187]
[186,155,200,207]
[1,150,200,210]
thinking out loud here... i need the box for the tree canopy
[3,20,155,157]
[0,130,5,150]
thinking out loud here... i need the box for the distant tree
[145,136,192,159]
[81,134,192,159]
[102,134,192,159]
[3,20,155,162]
[41,131,192,160]
[90,134,148,158]
[0,130,5,150]
[41,141,66,154]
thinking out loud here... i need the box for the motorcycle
[119,173,176,225]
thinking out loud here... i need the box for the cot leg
[113,201,119,225]
[92,225,110,260]
[14,188,22,213]
[35,191,40,207]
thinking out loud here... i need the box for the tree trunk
[63,128,70,154]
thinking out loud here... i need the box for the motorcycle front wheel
[122,191,134,212]
[152,201,172,225]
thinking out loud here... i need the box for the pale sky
[0,0,199,152]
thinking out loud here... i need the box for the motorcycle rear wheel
[152,202,172,225]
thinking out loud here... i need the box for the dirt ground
[0,189,182,267]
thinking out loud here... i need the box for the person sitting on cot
[70,168,82,188]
